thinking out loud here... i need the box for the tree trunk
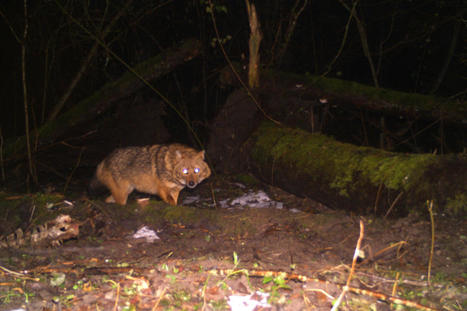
[210,69,466,215]
[247,121,467,215]
[219,66,467,123]
[245,0,262,89]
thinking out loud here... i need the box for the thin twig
[0,7,21,42]
[201,276,209,311]
[304,288,335,300]
[0,127,5,183]
[356,272,429,287]
[22,0,37,186]
[427,200,435,286]
[206,0,281,127]
[322,0,357,77]
[152,287,167,311]
[0,265,39,281]
[373,182,383,214]
[391,272,400,297]
[63,146,85,194]
[430,10,464,94]
[338,0,379,87]
[113,282,120,311]
[48,0,134,121]
[54,1,206,151]
[396,119,440,148]
[274,0,308,67]
[28,201,35,224]
[347,286,440,311]
[210,182,217,208]
[331,219,365,311]
[17,261,441,311]
[372,241,407,258]
[384,191,404,218]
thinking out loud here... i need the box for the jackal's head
[173,150,211,188]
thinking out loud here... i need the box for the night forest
[0,1,466,310]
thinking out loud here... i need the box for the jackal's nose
[188,181,195,188]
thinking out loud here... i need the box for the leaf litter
[0,176,465,310]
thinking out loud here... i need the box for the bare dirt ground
[0,175,466,311]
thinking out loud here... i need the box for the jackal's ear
[198,150,206,159]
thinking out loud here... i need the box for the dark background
[0,0,465,141]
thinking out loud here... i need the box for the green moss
[251,121,438,199]
[445,193,467,215]
[0,191,73,231]
[30,193,67,223]
[142,203,217,226]
[234,174,259,186]
[160,205,198,223]
[360,153,436,190]
[265,69,465,119]
[303,75,465,117]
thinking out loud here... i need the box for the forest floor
[0,175,466,311]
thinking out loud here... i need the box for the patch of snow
[219,199,230,209]
[227,190,284,210]
[183,195,200,205]
[233,182,246,188]
[227,291,271,311]
[132,226,160,242]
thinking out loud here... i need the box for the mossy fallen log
[6,38,202,159]
[220,66,467,123]
[248,121,467,215]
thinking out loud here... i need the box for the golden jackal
[89,144,211,205]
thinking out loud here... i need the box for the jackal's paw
[105,196,116,203]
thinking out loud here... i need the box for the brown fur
[90,144,211,205]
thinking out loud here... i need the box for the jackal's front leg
[158,186,181,206]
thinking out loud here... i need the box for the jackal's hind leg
[106,179,132,205]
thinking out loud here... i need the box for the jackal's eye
[194,167,200,174]
[182,168,189,175]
